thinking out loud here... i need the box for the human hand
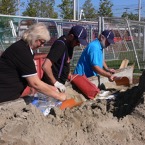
[108,75,118,82]
[59,92,67,101]
[54,81,66,92]
[108,68,116,74]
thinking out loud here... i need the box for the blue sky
[55,0,145,17]
[21,0,145,17]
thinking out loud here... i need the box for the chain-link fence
[102,17,145,72]
[0,14,145,73]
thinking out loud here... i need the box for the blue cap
[69,25,88,46]
[101,30,115,44]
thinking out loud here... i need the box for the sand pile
[0,72,145,145]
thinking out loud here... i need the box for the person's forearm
[103,61,115,74]
[44,70,56,85]
[93,66,112,78]
[98,69,112,78]
[93,66,117,82]
[103,61,109,71]
[36,81,65,101]
[26,76,66,101]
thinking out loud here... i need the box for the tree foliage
[121,12,138,21]
[58,0,73,19]
[82,0,97,20]
[22,0,58,18]
[98,0,113,17]
[0,0,18,15]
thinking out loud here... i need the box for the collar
[20,39,34,55]
[30,47,34,55]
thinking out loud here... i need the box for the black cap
[69,25,88,46]
[101,30,115,44]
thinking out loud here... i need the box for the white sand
[0,80,145,145]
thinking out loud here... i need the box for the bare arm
[93,65,111,78]
[42,58,56,85]
[103,61,115,74]
[26,75,66,101]
[103,61,109,71]
[42,58,66,93]
[92,65,115,82]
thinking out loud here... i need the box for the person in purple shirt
[42,25,88,92]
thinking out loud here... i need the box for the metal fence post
[126,18,140,69]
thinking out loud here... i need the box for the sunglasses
[39,39,46,45]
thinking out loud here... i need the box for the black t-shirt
[42,36,73,84]
[0,39,37,102]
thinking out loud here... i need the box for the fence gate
[101,17,145,71]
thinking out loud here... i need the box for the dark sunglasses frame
[39,39,46,45]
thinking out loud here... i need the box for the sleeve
[47,40,65,63]
[8,44,37,77]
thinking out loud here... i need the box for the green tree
[0,0,18,15]
[98,0,113,17]
[58,0,73,19]
[22,0,58,18]
[121,12,138,21]
[22,0,39,17]
[0,0,24,29]
[82,0,97,20]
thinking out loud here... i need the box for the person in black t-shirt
[0,22,66,103]
[42,25,88,92]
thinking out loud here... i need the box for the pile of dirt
[0,72,144,145]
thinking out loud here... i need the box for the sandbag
[68,74,100,99]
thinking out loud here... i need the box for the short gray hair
[22,22,50,46]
